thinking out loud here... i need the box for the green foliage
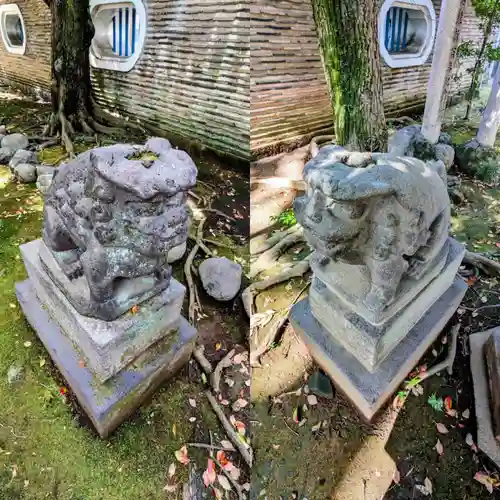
[427,393,444,412]
[270,208,297,228]
[485,42,500,61]
[471,0,500,22]
[456,41,477,60]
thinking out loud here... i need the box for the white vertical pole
[476,63,500,147]
[421,0,461,144]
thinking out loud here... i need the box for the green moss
[127,150,159,161]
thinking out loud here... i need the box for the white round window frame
[0,4,26,56]
[89,0,146,72]
[378,0,436,68]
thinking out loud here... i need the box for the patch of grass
[270,208,297,228]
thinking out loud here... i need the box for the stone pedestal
[290,237,467,421]
[16,239,196,437]
[470,328,500,468]
[291,277,467,420]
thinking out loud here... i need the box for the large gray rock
[13,163,37,183]
[388,125,455,167]
[199,257,242,301]
[484,332,500,440]
[455,139,500,183]
[0,147,14,164]
[9,149,37,170]
[43,137,197,321]
[387,125,420,157]
[1,133,28,151]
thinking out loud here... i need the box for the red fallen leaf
[475,471,494,493]
[202,458,216,487]
[393,469,400,484]
[78,360,85,369]
[216,450,230,468]
[496,243,500,248]
[444,396,453,412]
[467,276,478,286]
[59,387,67,395]
[130,304,139,314]
[419,365,427,374]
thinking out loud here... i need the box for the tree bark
[311,0,387,151]
[464,2,498,121]
[44,0,123,154]
[477,62,500,146]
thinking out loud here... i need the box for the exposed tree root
[204,390,253,468]
[463,251,500,276]
[243,257,311,317]
[251,224,303,256]
[192,349,253,468]
[185,215,207,325]
[249,226,305,278]
[250,280,310,366]
[211,348,236,393]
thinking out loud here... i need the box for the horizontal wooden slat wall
[250,0,484,154]
[91,0,250,160]
[250,0,332,153]
[0,0,51,93]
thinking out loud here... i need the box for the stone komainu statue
[42,137,197,320]
[294,146,451,313]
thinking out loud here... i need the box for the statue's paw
[64,261,84,281]
[363,286,395,313]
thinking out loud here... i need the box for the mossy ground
[0,91,249,499]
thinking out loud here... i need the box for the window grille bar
[390,7,397,52]
[118,8,123,56]
[402,12,409,49]
[125,7,129,56]
[396,8,403,51]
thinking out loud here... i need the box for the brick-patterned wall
[0,0,51,93]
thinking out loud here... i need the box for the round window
[0,4,26,55]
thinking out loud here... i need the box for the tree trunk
[44,0,123,154]
[311,0,387,151]
[464,6,496,121]
[476,62,500,146]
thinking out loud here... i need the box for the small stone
[438,132,453,146]
[7,365,24,385]
[1,133,29,151]
[0,125,7,135]
[9,149,37,170]
[435,143,455,170]
[307,371,334,399]
[36,173,55,194]
[14,163,37,183]
[167,241,187,263]
[36,165,57,177]
[0,147,14,164]
[199,257,242,301]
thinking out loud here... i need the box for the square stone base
[16,279,196,438]
[21,239,185,383]
[290,277,467,420]
[309,238,465,371]
[470,329,500,468]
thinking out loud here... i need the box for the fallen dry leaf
[215,342,222,351]
[435,439,444,456]
[212,486,223,499]
[218,474,232,491]
[475,471,494,493]
[466,433,478,452]
[233,352,245,365]
[462,409,470,419]
[130,304,139,314]
[307,394,318,406]
[424,477,433,495]
[188,398,196,408]
[174,445,189,464]
[436,423,449,434]
[188,417,196,423]
[163,483,178,493]
[444,396,453,412]
[168,463,176,478]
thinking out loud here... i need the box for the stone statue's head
[294,147,395,259]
